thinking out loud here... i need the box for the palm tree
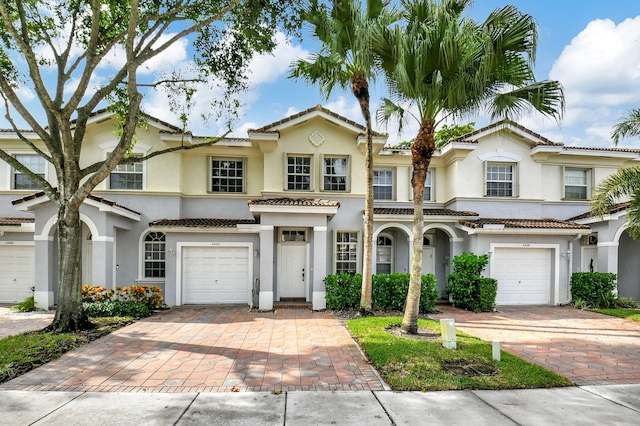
[612,108,640,145]
[375,0,564,333]
[290,0,398,313]
[591,108,640,239]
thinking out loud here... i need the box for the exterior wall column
[258,225,274,310]
[312,226,327,310]
[33,236,54,309]
[91,237,114,288]
[597,242,619,288]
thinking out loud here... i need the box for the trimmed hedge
[446,252,497,312]
[325,273,439,313]
[83,300,151,318]
[570,272,617,308]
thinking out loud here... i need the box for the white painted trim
[0,241,35,246]
[373,222,412,241]
[33,235,54,241]
[259,291,274,310]
[313,291,326,310]
[313,226,328,232]
[83,197,141,221]
[489,243,560,305]
[613,222,629,244]
[423,223,459,240]
[478,148,522,162]
[37,213,102,242]
[176,242,253,306]
[138,229,166,281]
[260,225,275,231]
[0,223,35,233]
[597,241,620,248]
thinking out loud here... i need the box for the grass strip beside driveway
[593,309,640,321]
[347,316,573,391]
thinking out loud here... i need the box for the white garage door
[0,245,35,303]
[492,248,551,305]
[182,246,251,304]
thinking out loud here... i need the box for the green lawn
[593,309,640,321]
[0,317,135,384]
[347,316,573,391]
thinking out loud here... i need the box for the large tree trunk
[353,72,373,313]
[401,119,435,334]
[45,206,91,332]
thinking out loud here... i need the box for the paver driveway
[0,306,53,339]
[0,306,386,393]
[431,305,640,385]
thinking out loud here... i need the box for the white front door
[278,244,307,298]
[422,247,435,275]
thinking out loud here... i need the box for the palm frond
[612,108,640,145]
[591,166,640,217]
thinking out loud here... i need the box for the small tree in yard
[0,0,300,332]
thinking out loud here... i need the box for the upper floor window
[374,169,393,200]
[564,168,589,200]
[424,170,434,201]
[323,156,349,191]
[13,154,45,190]
[287,155,312,190]
[211,158,244,193]
[335,231,359,274]
[144,232,165,278]
[110,155,143,190]
[486,163,515,197]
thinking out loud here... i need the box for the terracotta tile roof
[449,119,557,145]
[374,207,478,217]
[251,104,366,133]
[0,217,34,226]
[459,218,590,230]
[11,191,141,216]
[568,202,629,221]
[248,198,340,207]
[560,146,640,154]
[149,218,258,227]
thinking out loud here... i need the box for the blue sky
[190,0,638,148]
[6,1,640,148]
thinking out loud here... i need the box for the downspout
[561,233,582,305]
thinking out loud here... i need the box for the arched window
[144,232,166,278]
[376,235,393,274]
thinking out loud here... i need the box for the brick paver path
[0,306,53,339]
[431,305,640,386]
[0,306,386,393]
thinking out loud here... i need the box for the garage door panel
[182,246,250,304]
[0,245,35,303]
[493,248,551,305]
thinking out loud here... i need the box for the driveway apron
[431,305,640,385]
[0,306,386,393]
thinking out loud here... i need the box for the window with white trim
[211,157,245,193]
[110,154,143,190]
[287,155,312,190]
[424,170,434,201]
[144,232,165,278]
[373,169,393,200]
[564,168,589,200]
[13,154,45,190]
[323,156,349,191]
[335,231,359,274]
[486,163,515,197]
[376,235,393,274]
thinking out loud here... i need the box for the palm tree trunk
[46,206,90,332]
[353,71,373,313]
[402,119,435,334]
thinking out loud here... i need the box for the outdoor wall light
[167,248,175,256]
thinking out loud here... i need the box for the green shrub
[446,253,496,312]
[82,284,167,310]
[83,300,151,318]
[570,272,617,308]
[324,273,439,313]
[613,296,639,309]
[11,296,40,313]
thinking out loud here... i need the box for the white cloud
[231,121,259,137]
[285,107,298,117]
[245,32,308,87]
[548,16,640,146]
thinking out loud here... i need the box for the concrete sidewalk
[2,385,639,425]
